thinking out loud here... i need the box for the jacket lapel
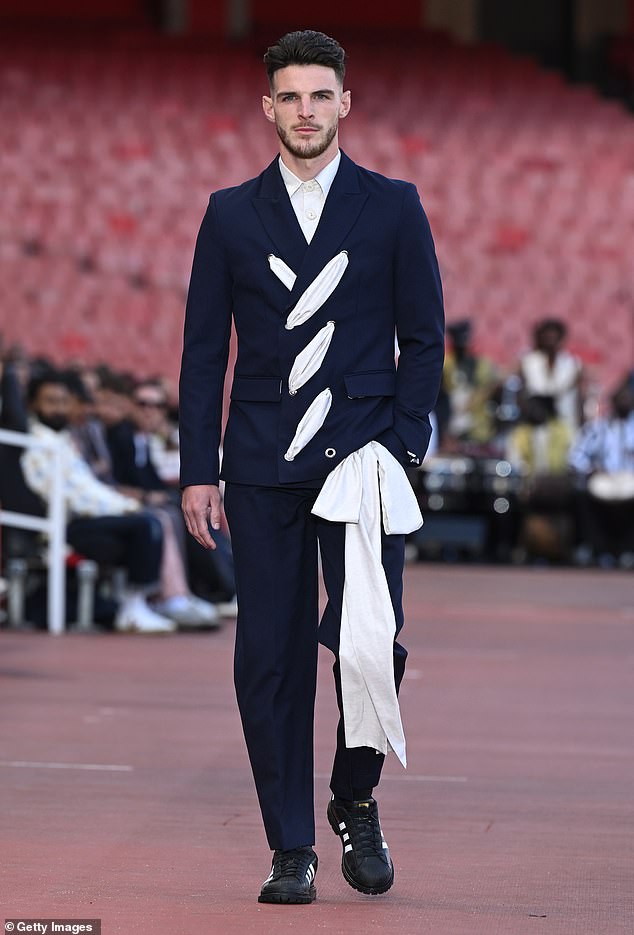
[251,151,368,306]
[251,157,308,275]
[286,151,368,308]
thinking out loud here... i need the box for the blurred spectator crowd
[0,341,237,632]
[415,316,634,568]
[1,309,632,638]
[1,32,632,636]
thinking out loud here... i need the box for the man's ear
[262,95,275,123]
[339,90,351,119]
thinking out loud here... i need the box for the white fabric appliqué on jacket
[284,388,333,462]
[288,321,336,396]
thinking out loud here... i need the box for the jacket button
[325,448,336,458]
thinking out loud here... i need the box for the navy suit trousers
[223,482,407,851]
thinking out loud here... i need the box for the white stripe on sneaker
[344,844,353,853]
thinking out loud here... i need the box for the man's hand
[181,484,222,550]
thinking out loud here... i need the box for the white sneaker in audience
[154,594,221,628]
[115,595,176,634]
[215,596,238,618]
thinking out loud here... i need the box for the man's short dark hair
[27,369,67,405]
[264,30,346,87]
[61,368,93,403]
[534,318,567,343]
[99,370,136,397]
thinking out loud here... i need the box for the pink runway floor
[2,565,633,935]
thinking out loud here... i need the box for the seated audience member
[519,319,585,433]
[107,378,237,611]
[21,372,219,631]
[107,378,174,500]
[569,385,634,566]
[68,371,221,624]
[94,370,136,436]
[506,395,574,561]
[441,319,499,449]
[21,371,172,633]
[506,395,572,479]
[64,370,115,485]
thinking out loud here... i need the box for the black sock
[334,788,373,805]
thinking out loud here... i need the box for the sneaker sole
[327,803,395,896]
[173,619,222,630]
[258,885,316,904]
[114,626,174,635]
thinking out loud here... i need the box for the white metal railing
[0,427,66,634]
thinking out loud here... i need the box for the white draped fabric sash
[312,441,423,767]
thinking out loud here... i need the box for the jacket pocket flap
[230,376,282,402]
[344,369,396,398]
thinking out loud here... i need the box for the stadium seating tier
[2,35,633,393]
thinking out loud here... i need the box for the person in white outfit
[22,372,218,633]
[519,318,585,434]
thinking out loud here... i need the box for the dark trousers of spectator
[575,492,634,556]
[66,511,163,586]
[224,482,406,853]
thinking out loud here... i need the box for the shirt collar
[278,149,341,199]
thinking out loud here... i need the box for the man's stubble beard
[276,119,338,161]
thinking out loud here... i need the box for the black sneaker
[327,796,394,895]
[258,846,318,904]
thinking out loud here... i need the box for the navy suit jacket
[179,151,444,488]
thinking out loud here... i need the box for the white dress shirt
[278,150,341,243]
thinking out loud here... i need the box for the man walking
[179,30,444,903]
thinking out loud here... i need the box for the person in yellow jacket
[442,320,498,446]
[506,395,572,478]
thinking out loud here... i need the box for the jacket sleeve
[376,183,445,467]
[178,194,233,487]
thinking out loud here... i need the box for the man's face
[95,388,130,427]
[133,384,167,434]
[262,64,350,162]
[32,382,71,432]
[536,326,563,354]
